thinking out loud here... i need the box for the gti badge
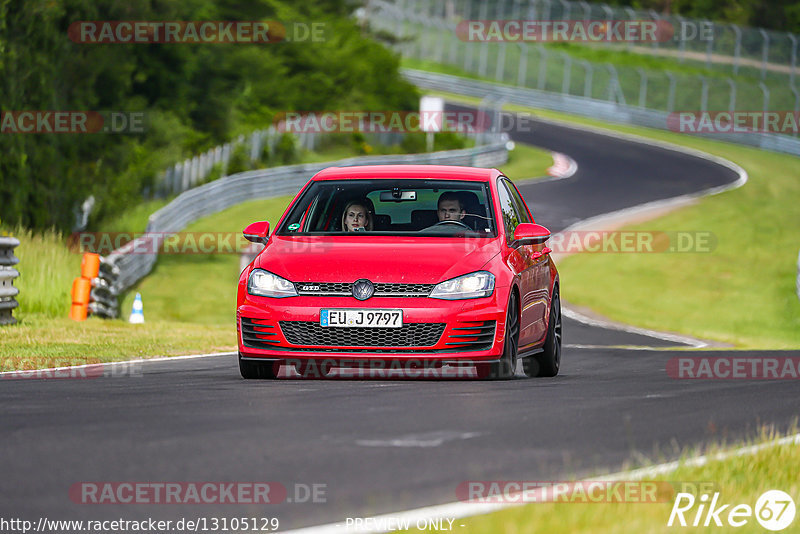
[352,279,374,301]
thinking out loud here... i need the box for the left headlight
[247,269,298,298]
[429,271,495,300]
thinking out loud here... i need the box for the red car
[236,165,561,380]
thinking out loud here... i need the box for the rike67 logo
[668,490,796,531]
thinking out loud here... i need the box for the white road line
[562,307,708,348]
[356,431,482,448]
[283,432,800,533]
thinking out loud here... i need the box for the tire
[524,288,561,378]
[239,352,279,379]
[478,292,519,380]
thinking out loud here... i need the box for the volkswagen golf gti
[236,165,561,380]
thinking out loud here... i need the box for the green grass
[456,427,800,534]
[2,225,81,318]
[0,316,233,366]
[423,88,800,349]
[501,143,554,181]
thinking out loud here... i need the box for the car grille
[444,321,496,352]
[240,317,281,350]
[294,282,433,297]
[279,321,445,347]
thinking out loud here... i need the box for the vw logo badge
[352,279,374,301]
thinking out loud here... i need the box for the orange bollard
[80,253,101,279]
[69,277,91,321]
[69,303,87,321]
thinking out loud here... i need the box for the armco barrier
[103,141,508,299]
[0,236,21,326]
[401,68,800,156]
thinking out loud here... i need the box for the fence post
[758,82,770,115]
[561,52,572,94]
[698,75,709,113]
[731,24,741,75]
[790,34,797,88]
[579,60,593,98]
[759,29,769,80]
[636,68,648,108]
[666,71,677,112]
[0,236,20,326]
[517,43,528,87]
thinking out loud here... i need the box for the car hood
[255,235,501,284]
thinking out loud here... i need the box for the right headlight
[429,271,495,300]
[247,269,297,298]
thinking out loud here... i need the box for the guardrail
[102,140,509,300]
[0,237,21,326]
[402,68,800,156]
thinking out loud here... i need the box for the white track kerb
[284,433,800,533]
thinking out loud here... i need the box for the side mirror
[243,221,270,244]
[513,223,550,245]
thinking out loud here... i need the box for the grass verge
[455,427,800,534]
[422,87,800,349]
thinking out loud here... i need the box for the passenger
[437,192,466,222]
[342,200,373,232]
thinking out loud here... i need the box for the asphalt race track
[2,111,799,531]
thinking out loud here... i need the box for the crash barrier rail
[100,140,509,311]
[367,0,800,154]
[0,237,21,326]
[401,68,800,156]
[152,127,409,199]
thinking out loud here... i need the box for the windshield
[277,179,497,237]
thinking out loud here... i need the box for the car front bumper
[237,291,508,364]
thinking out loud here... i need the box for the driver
[437,192,466,223]
[342,199,373,232]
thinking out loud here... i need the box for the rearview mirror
[513,223,550,245]
[243,221,270,244]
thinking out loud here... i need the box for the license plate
[320,309,403,328]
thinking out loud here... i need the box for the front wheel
[523,288,561,377]
[239,353,279,379]
[477,292,519,380]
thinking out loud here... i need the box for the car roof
[311,165,502,182]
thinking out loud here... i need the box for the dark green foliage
[0,0,418,231]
